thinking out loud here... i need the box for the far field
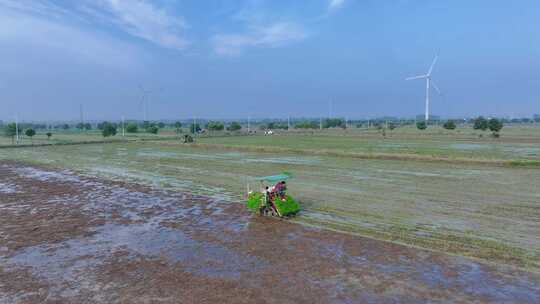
[196,124,540,162]
[0,130,174,146]
[1,125,539,271]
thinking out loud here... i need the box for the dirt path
[0,161,538,303]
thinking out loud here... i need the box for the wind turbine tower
[406,54,442,121]
[139,85,151,121]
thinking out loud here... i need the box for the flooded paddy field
[0,141,539,273]
[1,161,539,303]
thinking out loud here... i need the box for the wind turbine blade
[427,54,438,76]
[406,75,428,81]
[430,79,442,95]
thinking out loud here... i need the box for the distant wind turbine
[139,85,151,121]
[406,54,442,121]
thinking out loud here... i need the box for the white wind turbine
[406,54,442,121]
[138,85,163,122]
[139,85,151,121]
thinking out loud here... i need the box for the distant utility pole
[15,114,19,144]
[122,116,125,137]
[247,116,251,133]
[79,104,84,131]
[320,117,323,130]
[287,116,290,130]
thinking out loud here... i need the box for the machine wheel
[260,206,279,217]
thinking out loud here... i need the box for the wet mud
[0,161,538,303]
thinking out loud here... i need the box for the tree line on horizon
[0,114,523,143]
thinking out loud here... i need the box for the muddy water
[0,161,539,303]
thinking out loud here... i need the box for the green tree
[126,123,138,133]
[488,118,503,135]
[46,132,52,140]
[264,122,289,130]
[25,128,36,143]
[323,118,345,129]
[443,120,456,130]
[473,116,488,131]
[84,123,92,130]
[157,122,166,128]
[207,121,225,131]
[295,121,318,129]
[416,121,427,130]
[147,125,159,134]
[62,124,70,130]
[4,123,17,144]
[101,122,117,137]
[227,121,242,131]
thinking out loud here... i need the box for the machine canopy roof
[254,173,290,182]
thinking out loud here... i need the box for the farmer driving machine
[246,173,300,218]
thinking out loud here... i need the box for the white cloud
[0,0,71,19]
[0,0,190,51]
[328,0,346,11]
[212,22,307,56]
[0,1,140,67]
[79,0,189,50]
[0,17,137,68]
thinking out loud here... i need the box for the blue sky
[1,0,539,121]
